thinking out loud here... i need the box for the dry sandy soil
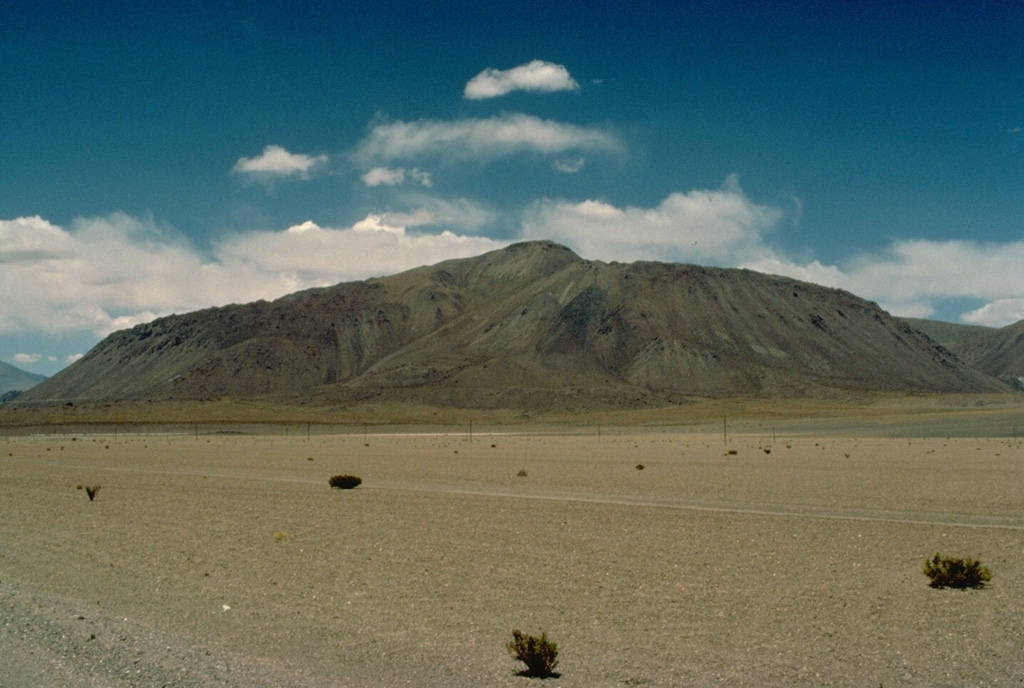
[2,410,1023,686]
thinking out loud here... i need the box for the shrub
[507,629,559,678]
[328,475,362,490]
[85,485,100,501]
[517,469,528,477]
[923,553,991,589]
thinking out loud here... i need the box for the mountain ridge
[20,241,1011,410]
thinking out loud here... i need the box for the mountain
[938,320,1024,389]
[901,317,1024,389]
[0,361,47,397]
[20,242,1009,410]
[900,318,995,347]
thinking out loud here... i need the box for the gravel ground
[2,429,1023,687]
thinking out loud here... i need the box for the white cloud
[742,239,1024,326]
[962,300,1024,326]
[408,169,434,187]
[65,353,84,365]
[361,166,406,186]
[13,352,41,364]
[217,216,506,283]
[0,214,242,336]
[286,220,320,234]
[350,215,404,235]
[553,157,585,174]
[521,175,782,265]
[464,60,580,99]
[374,196,495,233]
[232,145,327,179]
[0,213,506,339]
[361,166,433,187]
[353,113,621,164]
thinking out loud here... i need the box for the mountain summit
[21,241,1008,410]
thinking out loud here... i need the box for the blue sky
[3,0,1024,376]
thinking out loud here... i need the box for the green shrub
[507,629,559,678]
[923,553,991,588]
[328,475,362,490]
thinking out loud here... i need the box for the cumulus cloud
[742,239,1024,326]
[962,299,1024,326]
[464,60,580,99]
[521,175,782,265]
[353,113,621,164]
[361,166,433,187]
[215,216,506,284]
[232,145,327,180]
[1,214,240,336]
[13,352,41,364]
[0,213,505,338]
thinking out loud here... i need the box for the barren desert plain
[2,396,1024,687]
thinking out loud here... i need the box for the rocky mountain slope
[21,242,1010,410]
[902,317,1024,389]
[942,321,1024,389]
[900,318,994,347]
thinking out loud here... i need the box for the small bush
[923,553,991,589]
[85,485,100,501]
[517,468,528,477]
[635,463,645,470]
[328,475,362,490]
[507,629,559,678]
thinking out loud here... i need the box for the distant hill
[900,318,995,346]
[941,321,1024,389]
[901,317,1024,389]
[0,361,47,397]
[21,241,1010,411]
